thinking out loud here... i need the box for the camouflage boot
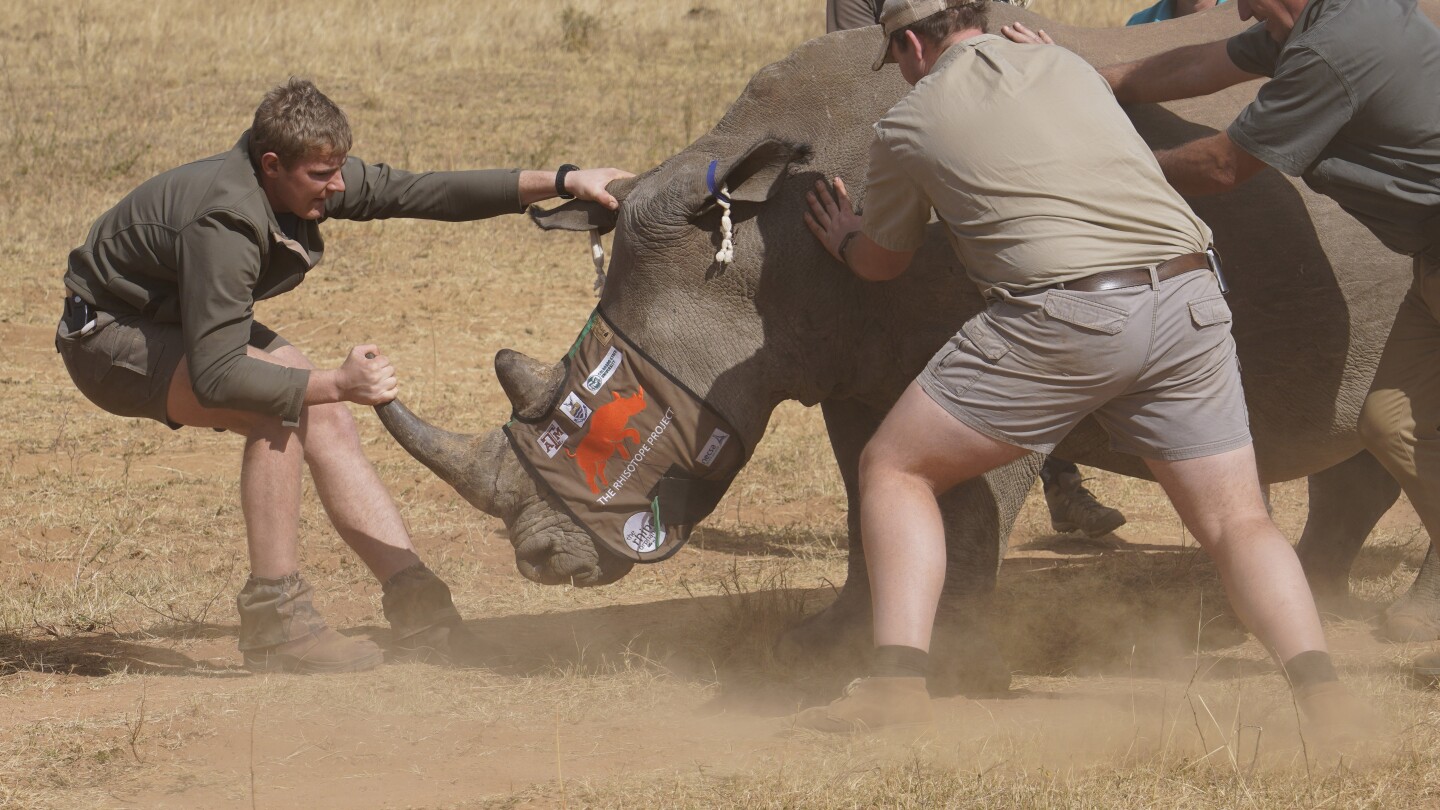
[788,677,934,736]
[236,572,384,674]
[382,563,483,665]
[1045,468,1127,538]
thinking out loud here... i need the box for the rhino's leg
[1386,544,1440,642]
[928,454,1044,697]
[773,399,879,675]
[1293,450,1401,614]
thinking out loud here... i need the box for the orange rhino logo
[567,387,647,494]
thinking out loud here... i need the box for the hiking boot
[1381,599,1440,642]
[236,572,383,675]
[382,563,483,666]
[788,677,934,735]
[1293,681,1380,745]
[243,627,384,674]
[1045,469,1126,538]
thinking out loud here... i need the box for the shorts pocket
[66,314,159,384]
[960,316,1011,363]
[1188,294,1232,328]
[1043,292,1129,335]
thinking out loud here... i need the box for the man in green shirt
[58,78,631,674]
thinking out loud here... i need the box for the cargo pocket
[1042,292,1129,335]
[1188,294,1232,328]
[83,314,158,383]
[960,315,1011,363]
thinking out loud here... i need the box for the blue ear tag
[705,159,731,204]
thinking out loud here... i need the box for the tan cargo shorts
[917,268,1251,461]
[56,304,289,428]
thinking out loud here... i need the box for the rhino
[377,4,1440,692]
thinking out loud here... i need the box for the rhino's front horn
[495,349,565,420]
[374,400,507,517]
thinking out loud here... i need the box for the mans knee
[859,438,903,486]
[859,437,936,493]
[301,401,360,445]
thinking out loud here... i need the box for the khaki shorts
[56,305,289,429]
[918,269,1251,461]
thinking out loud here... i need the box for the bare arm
[842,233,915,282]
[804,178,915,282]
[1155,131,1268,196]
[1101,40,1259,104]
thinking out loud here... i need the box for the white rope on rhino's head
[707,159,735,266]
[589,231,606,296]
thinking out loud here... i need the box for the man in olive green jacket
[58,77,631,674]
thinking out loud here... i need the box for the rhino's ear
[527,200,618,235]
[526,175,636,235]
[707,138,812,206]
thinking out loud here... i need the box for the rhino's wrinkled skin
[380,4,1440,693]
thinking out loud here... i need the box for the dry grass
[2,0,1438,807]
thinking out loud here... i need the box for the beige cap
[872,0,973,71]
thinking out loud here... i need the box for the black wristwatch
[556,164,579,200]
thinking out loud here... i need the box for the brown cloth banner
[504,310,748,563]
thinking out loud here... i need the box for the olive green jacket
[65,131,521,425]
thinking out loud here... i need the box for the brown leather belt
[1051,252,1211,293]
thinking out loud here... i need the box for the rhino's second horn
[495,349,565,420]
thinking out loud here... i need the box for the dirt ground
[5,1,1440,808]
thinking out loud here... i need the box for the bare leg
[1145,445,1328,662]
[166,346,419,582]
[860,383,1030,651]
[268,346,419,582]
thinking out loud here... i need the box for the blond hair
[249,77,352,167]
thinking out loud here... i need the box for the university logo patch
[536,421,569,458]
[582,346,623,394]
[567,387,647,494]
[558,392,592,428]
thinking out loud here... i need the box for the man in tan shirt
[795,0,1364,737]
[826,0,1130,541]
[59,78,631,673]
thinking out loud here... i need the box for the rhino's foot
[1306,576,1380,620]
[928,620,1012,697]
[773,596,871,677]
[1381,596,1440,643]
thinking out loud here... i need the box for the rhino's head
[375,348,637,586]
[376,140,818,587]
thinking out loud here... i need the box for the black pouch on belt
[62,294,94,334]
